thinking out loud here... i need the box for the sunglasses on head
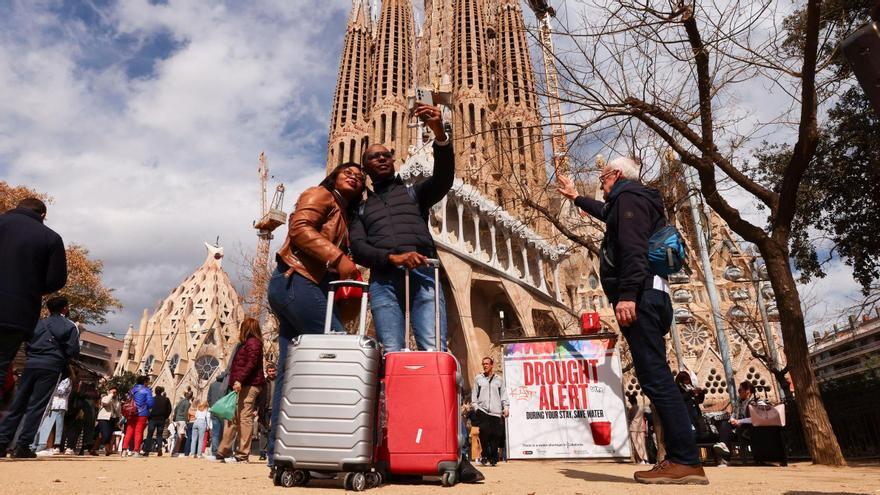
[366,150,394,161]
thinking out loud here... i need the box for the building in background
[114,243,244,403]
[810,310,880,384]
[78,329,123,377]
[322,0,785,404]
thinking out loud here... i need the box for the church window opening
[168,354,180,374]
[391,111,397,143]
[142,354,154,375]
[194,355,220,381]
[516,123,525,156]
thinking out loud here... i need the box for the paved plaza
[1,456,878,495]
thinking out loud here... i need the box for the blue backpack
[647,224,687,277]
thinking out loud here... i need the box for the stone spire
[451,0,494,195]
[492,0,548,216]
[327,0,374,171]
[417,0,453,92]
[370,0,415,168]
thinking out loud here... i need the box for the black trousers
[61,415,84,452]
[475,410,503,464]
[0,330,25,403]
[0,368,60,450]
[143,419,165,454]
[619,289,700,466]
[96,419,116,444]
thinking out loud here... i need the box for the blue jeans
[266,267,343,467]
[0,368,59,451]
[619,289,700,466]
[34,409,65,451]
[183,422,193,455]
[190,421,207,456]
[210,415,224,456]
[369,266,447,352]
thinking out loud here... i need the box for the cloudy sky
[0,0,863,338]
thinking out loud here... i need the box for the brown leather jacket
[276,186,349,285]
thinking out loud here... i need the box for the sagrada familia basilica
[116,0,786,411]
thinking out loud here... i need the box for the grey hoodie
[472,373,509,418]
[207,372,228,406]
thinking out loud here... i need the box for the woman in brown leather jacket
[265,161,364,469]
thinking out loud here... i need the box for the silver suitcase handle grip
[325,279,370,336]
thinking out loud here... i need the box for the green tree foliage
[754,2,880,292]
[102,370,138,397]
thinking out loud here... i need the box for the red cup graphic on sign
[590,421,612,446]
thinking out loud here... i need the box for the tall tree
[1,181,122,326]
[61,244,122,325]
[522,1,850,464]
[754,1,880,293]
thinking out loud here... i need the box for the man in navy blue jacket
[558,158,707,485]
[0,198,67,394]
[0,297,79,458]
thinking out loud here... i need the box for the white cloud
[0,0,347,333]
[2,0,864,339]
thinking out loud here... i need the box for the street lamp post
[684,167,737,404]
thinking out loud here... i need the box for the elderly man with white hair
[557,157,707,485]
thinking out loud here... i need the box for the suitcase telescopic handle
[324,280,371,336]
[403,258,442,351]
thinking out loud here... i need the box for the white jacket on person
[49,378,71,411]
[97,393,121,420]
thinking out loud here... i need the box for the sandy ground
[0,455,878,495]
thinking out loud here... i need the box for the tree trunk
[763,242,846,466]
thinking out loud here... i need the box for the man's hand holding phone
[413,104,446,142]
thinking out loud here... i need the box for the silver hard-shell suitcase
[273,280,382,491]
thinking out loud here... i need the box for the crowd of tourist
[2,104,788,486]
[0,319,275,461]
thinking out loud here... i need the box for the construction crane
[249,152,286,319]
[526,0,569,178]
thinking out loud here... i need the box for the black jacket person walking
[558,158,707,485]
[0,198,67,393]
[0,297,79,458]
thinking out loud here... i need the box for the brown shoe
[634,460,709,485]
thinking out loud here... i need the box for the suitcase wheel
[441,470,457,487]
[280,469,310,488]
[365,472,381,489]
[344,472,368,492]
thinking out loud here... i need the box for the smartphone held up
[407,87,434,128]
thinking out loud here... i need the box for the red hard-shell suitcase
[376,259,462,487]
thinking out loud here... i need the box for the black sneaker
[12,446,36,459]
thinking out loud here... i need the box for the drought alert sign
[503,337,630,459]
